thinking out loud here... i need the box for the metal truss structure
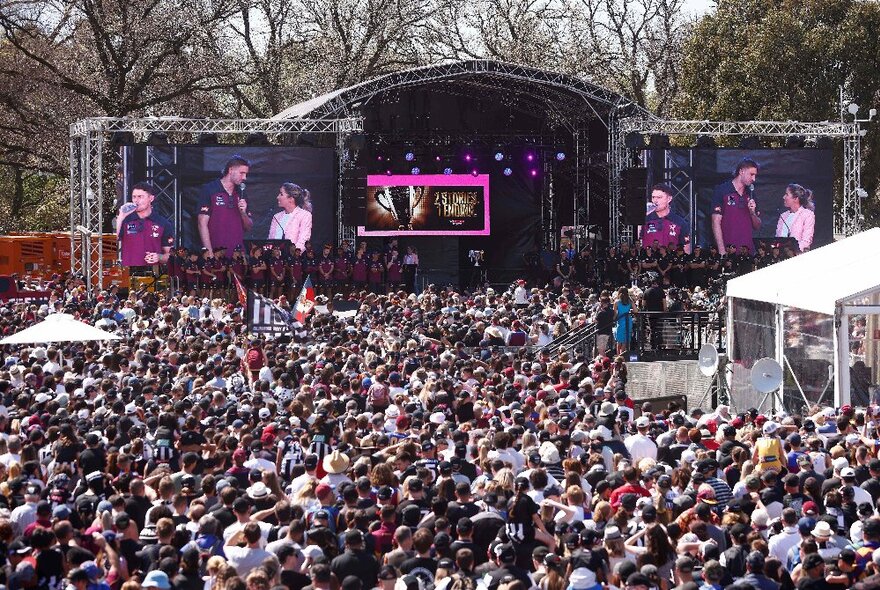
[273,60,627,133]
[70,117,362,294]
[609,117,865,243]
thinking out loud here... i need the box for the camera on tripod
[468,250,484,266]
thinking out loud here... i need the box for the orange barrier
[0,232,129,289]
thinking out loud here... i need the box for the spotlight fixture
[695,135,716,149]
[624,132,646,150]
[648,134,670,149]
[815,136,833,150]
[197,132,218,145]
[111,131,135,147]
[464,154,472,162]
[405,151,415,162]
[245,132,270,146]
[411,167,420,175]
[529,169,538,177]
[443,167,453,175]
[503,168,513,176]
[385,169,392,176]
[739,136,762,150]
[526,153,535,162]
[555,152,566,161]
[471,169,479,177]
[146,132,169,146]
[494,152,504,161]
[785,136,806,149]
[376,155,384,162]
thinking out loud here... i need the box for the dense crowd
[1,262,879,590]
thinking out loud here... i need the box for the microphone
[239,182,247,194]
[270,212,286,240]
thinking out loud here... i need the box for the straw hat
[323,450,351,474]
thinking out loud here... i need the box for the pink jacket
[776,208,815,252]
[269,207,312,250]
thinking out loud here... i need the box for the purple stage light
[503,168,512,176]
[530,169,538,177]
[411,167,420,175]
[471,169,479,176]
[443,167,453,175]
[526,153,535,162]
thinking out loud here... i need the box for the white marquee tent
[0,313,121,345]
[726,228,880,410]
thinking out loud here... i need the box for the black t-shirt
[124,495,153,530]
[446,501,481,531]
[36,547,64,590]
[173,572,204,590]
[644,286,665,312]
[400,556,437,588]
[179,430,207,448]
[280,570,311,590]
[78,447,107,475]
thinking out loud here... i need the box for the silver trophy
[375,185,425,230]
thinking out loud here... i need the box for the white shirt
[244,457,276,473]
[488,448,525,473]
[514,286,529,305]
[624,433,658,463]
[223,520,273,546]
[849,484,872,506]
[10,501,37,535]
[768,526,801,564]
[0,452,21,468]
[224,545,277,576]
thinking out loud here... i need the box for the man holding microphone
[116,182,174,267]
[711,158,762,253]
[198,155,253,256]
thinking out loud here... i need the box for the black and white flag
[247,291,292,337]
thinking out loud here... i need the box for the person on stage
[712,158,761,253]
[116,182,174,267]
[268,182,312,251]
[775,184,816,252]
[198,155,253,257]
[641,183,691,254]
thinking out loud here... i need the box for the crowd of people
[1,252,879,590]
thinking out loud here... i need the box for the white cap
[841,467,857,478]
[258,407,271,420]
[762,421,778,435]
[429,412,446,425]
[635,416,650,428]
[832,456,850,471]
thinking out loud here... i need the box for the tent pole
[775,304,785,413]
[835,308,849,408]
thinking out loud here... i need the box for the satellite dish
[698,344,719,377]
[751,358,783,393]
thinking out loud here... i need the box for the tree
[674,0,880,224]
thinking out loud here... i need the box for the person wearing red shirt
[609,466,652,509]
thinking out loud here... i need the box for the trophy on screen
[375,185,425,230]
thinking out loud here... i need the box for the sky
[681,0,715,17]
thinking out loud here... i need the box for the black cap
[802,553,824,570]
[626,573,652,588]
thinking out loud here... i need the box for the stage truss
[608,117,865,244]
[70,117,362,294]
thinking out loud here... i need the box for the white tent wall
[726,229,880,412]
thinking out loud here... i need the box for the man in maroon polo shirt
[116,182,174,267]
[712,158,762,253]
[198,155,254,256]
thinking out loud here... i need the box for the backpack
[447,574,476,590]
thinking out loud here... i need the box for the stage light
[529,169,538,177]
[464,154,472,162]
[624,132,645,150]
[494,152,504,161]
[503,168,513,176]
[111,131,135,147]
[815,136,833,150]
[471,169,479,177]
[848,103,860,115]
[526,153,535,162]
[857,188,869,199]
[405,151,415,161]
[435,156,442,161]
[648,134,670,148]
[197,132,218,145]
[785,136,806,149]
[376,155,384,161]
[411,167,420,175]
[695,136,716,149]
[739,136,762,150]
[443,167,453,175]
[245,132,270,145]
[146,132,169,146]
[386,169,392,176]
[555,152,566,161]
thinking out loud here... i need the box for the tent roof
[726,228,880,315]
[0,313,121,344]
[272,60,649,125]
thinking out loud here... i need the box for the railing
[632,311,724,361]
[540,312,626,359]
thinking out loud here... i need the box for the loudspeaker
[341,166,367,225]
[621,167,648,225]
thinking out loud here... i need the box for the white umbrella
[0,313,121,345]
